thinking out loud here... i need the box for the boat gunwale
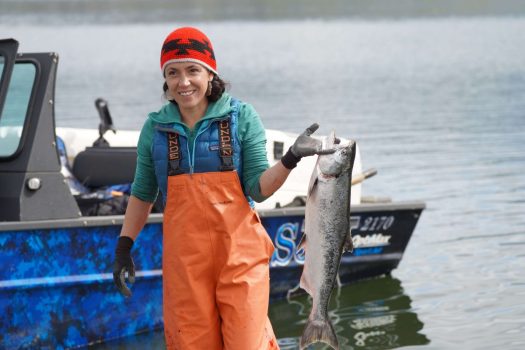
[0,200,425,231]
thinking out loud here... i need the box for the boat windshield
[0,62,36,157]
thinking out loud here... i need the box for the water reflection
[91,275,428,349]
[269,275,429,350]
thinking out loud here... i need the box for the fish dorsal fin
[307,174,318,198]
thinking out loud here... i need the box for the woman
[113,27,332,350]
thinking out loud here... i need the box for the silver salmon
[299,131,356,350]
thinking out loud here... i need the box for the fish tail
[300,316,338,350]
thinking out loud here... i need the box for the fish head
[318,131,356,177]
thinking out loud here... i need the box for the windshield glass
[0,62,36,157]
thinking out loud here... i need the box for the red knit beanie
[160,27,217,75]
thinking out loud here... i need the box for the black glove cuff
[115,236,134,255]
[114,236,134,271]
[281,147,302,170]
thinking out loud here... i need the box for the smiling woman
[111,26,333,350]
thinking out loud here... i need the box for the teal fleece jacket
[131,93,270,203]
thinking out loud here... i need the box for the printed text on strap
[218,118,234,171]
[167,131,184,176]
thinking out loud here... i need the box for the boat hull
[0,201,423,349]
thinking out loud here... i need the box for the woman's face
[165,61,214,112]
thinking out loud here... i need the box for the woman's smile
[178,90,196,96]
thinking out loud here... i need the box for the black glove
[281,123,336,169]
[113,236,135,297]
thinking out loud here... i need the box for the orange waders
[162,170,279,350]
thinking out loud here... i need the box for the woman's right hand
[113,236,136,297]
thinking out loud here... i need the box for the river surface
[1,1,525,349]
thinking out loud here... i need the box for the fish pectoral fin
[343,232,354,253]
[307,154,321,197]
[307,176,319,197]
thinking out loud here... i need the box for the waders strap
[167,131,184,176]
[218,118,234,171]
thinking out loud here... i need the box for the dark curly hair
[163,75,228,103]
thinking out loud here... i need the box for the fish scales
[299,131,356,350]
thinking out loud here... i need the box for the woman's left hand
[291,123,336,157]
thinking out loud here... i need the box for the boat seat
[72,147,137,188]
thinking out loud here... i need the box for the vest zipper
[190,121,215,174]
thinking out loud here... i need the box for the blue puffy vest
[151,98,253,206]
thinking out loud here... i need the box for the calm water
[2,2,525,349]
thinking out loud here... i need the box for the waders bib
[163,170,279,349]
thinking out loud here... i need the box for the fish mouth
[324,130,337,149]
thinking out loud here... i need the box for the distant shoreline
[2,0,525,25]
